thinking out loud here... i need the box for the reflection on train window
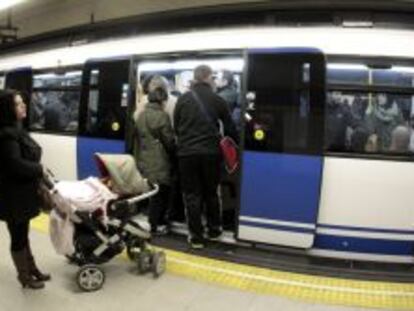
[33,71,81,88]
[326,64,414,155]
[136,58,243,128]
[83,60,129,139]
[90,70,99,86]
[372,67,414,88]
[244,54,323,154]
[86,90,99,132]
[328,63,414,88]
[325,92,413,154]
[0,75,5,90]
[30,71,81,132]
[327,64,369,85]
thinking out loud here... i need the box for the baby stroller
[43,153,166,292]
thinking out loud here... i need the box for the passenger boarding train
[1,26,414,264]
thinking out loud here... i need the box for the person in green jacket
[135,76,175,235]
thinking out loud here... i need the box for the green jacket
[135,102,175,185]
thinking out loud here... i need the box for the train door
[5,68,33,128]
[237,49,326,248]
[78,58,132,179]
[134,55,244,228]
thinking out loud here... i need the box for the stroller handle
[124,183,159,205]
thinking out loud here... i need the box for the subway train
[0,26,414,264]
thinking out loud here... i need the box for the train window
[136,57,243,127]
[244,53,324,154]
[80,60,130,139]
[30,71,81,132]
[326,64,414,155]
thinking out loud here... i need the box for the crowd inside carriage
[325,92,414,154]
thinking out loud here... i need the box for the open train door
[237,48,326,248]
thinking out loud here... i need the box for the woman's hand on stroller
[41,167,56,190]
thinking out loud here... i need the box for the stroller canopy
[95,153,150,196]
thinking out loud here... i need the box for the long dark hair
[0,89,19,128]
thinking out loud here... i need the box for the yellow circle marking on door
[112,122,120,132]
[254,129,265,141]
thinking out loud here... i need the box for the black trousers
[179,154,222,240]
[148,184,170,231]
[6,220,30,252]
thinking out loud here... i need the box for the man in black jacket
[174,65,238,249]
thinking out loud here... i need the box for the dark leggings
[6,220,30,252]
[148,184,171,231]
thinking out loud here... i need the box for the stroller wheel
[137,250,152,275]
[152,251,166,278]
[76,265,105,292]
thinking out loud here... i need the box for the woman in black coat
[0,90,50,289]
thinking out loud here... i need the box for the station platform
[0,214,412,311]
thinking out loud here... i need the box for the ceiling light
[0,0,25,11]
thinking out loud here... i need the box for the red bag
[220,136,239,174]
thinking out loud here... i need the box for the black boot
[26,245,51,282]
[11,250,45,289]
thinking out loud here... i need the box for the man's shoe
[208,230,223,241]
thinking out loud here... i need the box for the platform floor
[0,224,374,311]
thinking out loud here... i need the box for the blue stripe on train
[77,137,125,179]
[314,234,414,256]
[317,223,414,235]
[239,219,414,255]
[239,220,315,234]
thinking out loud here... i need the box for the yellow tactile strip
[32,214,414,310]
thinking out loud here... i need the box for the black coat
[174,83,238,157]
[0,126,43,223]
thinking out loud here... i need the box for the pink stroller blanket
[49,177,117,255]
